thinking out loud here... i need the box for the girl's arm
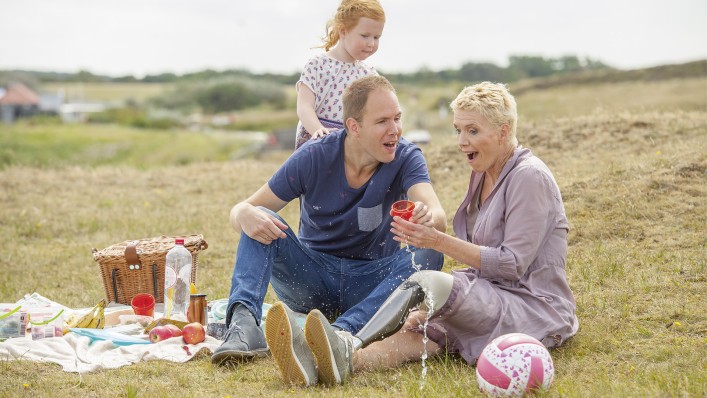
[296,84,330,139]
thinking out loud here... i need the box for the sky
[2,0,706,78]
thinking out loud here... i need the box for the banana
[92,304,105,329]
[65,299,106,332]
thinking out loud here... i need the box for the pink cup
[131,293,155,317]
[390,200,415,221]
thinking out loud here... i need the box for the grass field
[0,77,705,397]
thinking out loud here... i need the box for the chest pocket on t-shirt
[357,204,383,232]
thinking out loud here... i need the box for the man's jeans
[226,208,443,334]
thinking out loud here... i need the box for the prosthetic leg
[352,270,453,350]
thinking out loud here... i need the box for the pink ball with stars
[476,333,555,397]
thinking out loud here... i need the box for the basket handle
[124,240,141,268]
[151,263,159,298]
[111,268,119,303]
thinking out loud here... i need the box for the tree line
[0,55,614,118]
[2,55,611,86]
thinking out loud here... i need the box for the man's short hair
[343,75,396,126]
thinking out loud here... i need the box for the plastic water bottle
[164,238,192,321]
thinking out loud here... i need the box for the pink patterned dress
[295,54,378,149]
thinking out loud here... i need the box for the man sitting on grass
[211,76,446,387]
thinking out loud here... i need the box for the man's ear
[346,117,359,137]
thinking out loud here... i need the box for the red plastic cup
[390,200,415,221]
[131,293,155,317]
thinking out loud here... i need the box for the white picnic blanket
[0,332,220,373]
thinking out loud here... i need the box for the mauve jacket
[425,147,579,364]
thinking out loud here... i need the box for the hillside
[0,71,705,397]
[512,59,707,94]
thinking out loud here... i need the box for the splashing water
[406,244,422,273]
[419,287,435,390]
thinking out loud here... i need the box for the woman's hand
[391,215,441,250]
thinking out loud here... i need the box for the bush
[196,80,286,113]
[150,77,287,114]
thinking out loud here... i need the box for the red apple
[182,322,206,344]
[164,323,182,337]
[149,325,175,343]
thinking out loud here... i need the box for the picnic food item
[104,308,137,327]
[30,309,65,339]
[149,325,181,343]
[187,294,208,325]
[164,239,192,321]
[182,322,206,344]
[0,307,28,340]
[64,299,106,333]
[164,323,183,337]
[143,317,189,333]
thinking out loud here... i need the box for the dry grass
[0,79,705,397]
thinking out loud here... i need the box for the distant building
[59,102,107,123]
[39,91,64,114]
[405,129,432,145]
[0,82,40,124]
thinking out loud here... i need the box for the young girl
[294,0,385,149]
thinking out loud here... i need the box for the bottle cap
[175,238,185,245]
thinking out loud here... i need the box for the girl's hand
[310,127,331,140]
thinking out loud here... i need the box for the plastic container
[0,307,28,340]
[29,309,64,340]
[390,200,415,221]
[131,293,155,317]
[118,315,154,328]
[164,238,192,321]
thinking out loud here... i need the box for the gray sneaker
[264,302,318,386]
[304,309,355,385]
[211,304,269,365]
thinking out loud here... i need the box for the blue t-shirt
[268,129,431,260]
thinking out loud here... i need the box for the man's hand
[237,204,288,244]
[409,201,434,226]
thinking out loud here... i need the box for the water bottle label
[164,266,177,289]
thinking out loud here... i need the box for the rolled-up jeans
[225,207,443,334]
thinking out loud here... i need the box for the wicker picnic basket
[92,235,208,305]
